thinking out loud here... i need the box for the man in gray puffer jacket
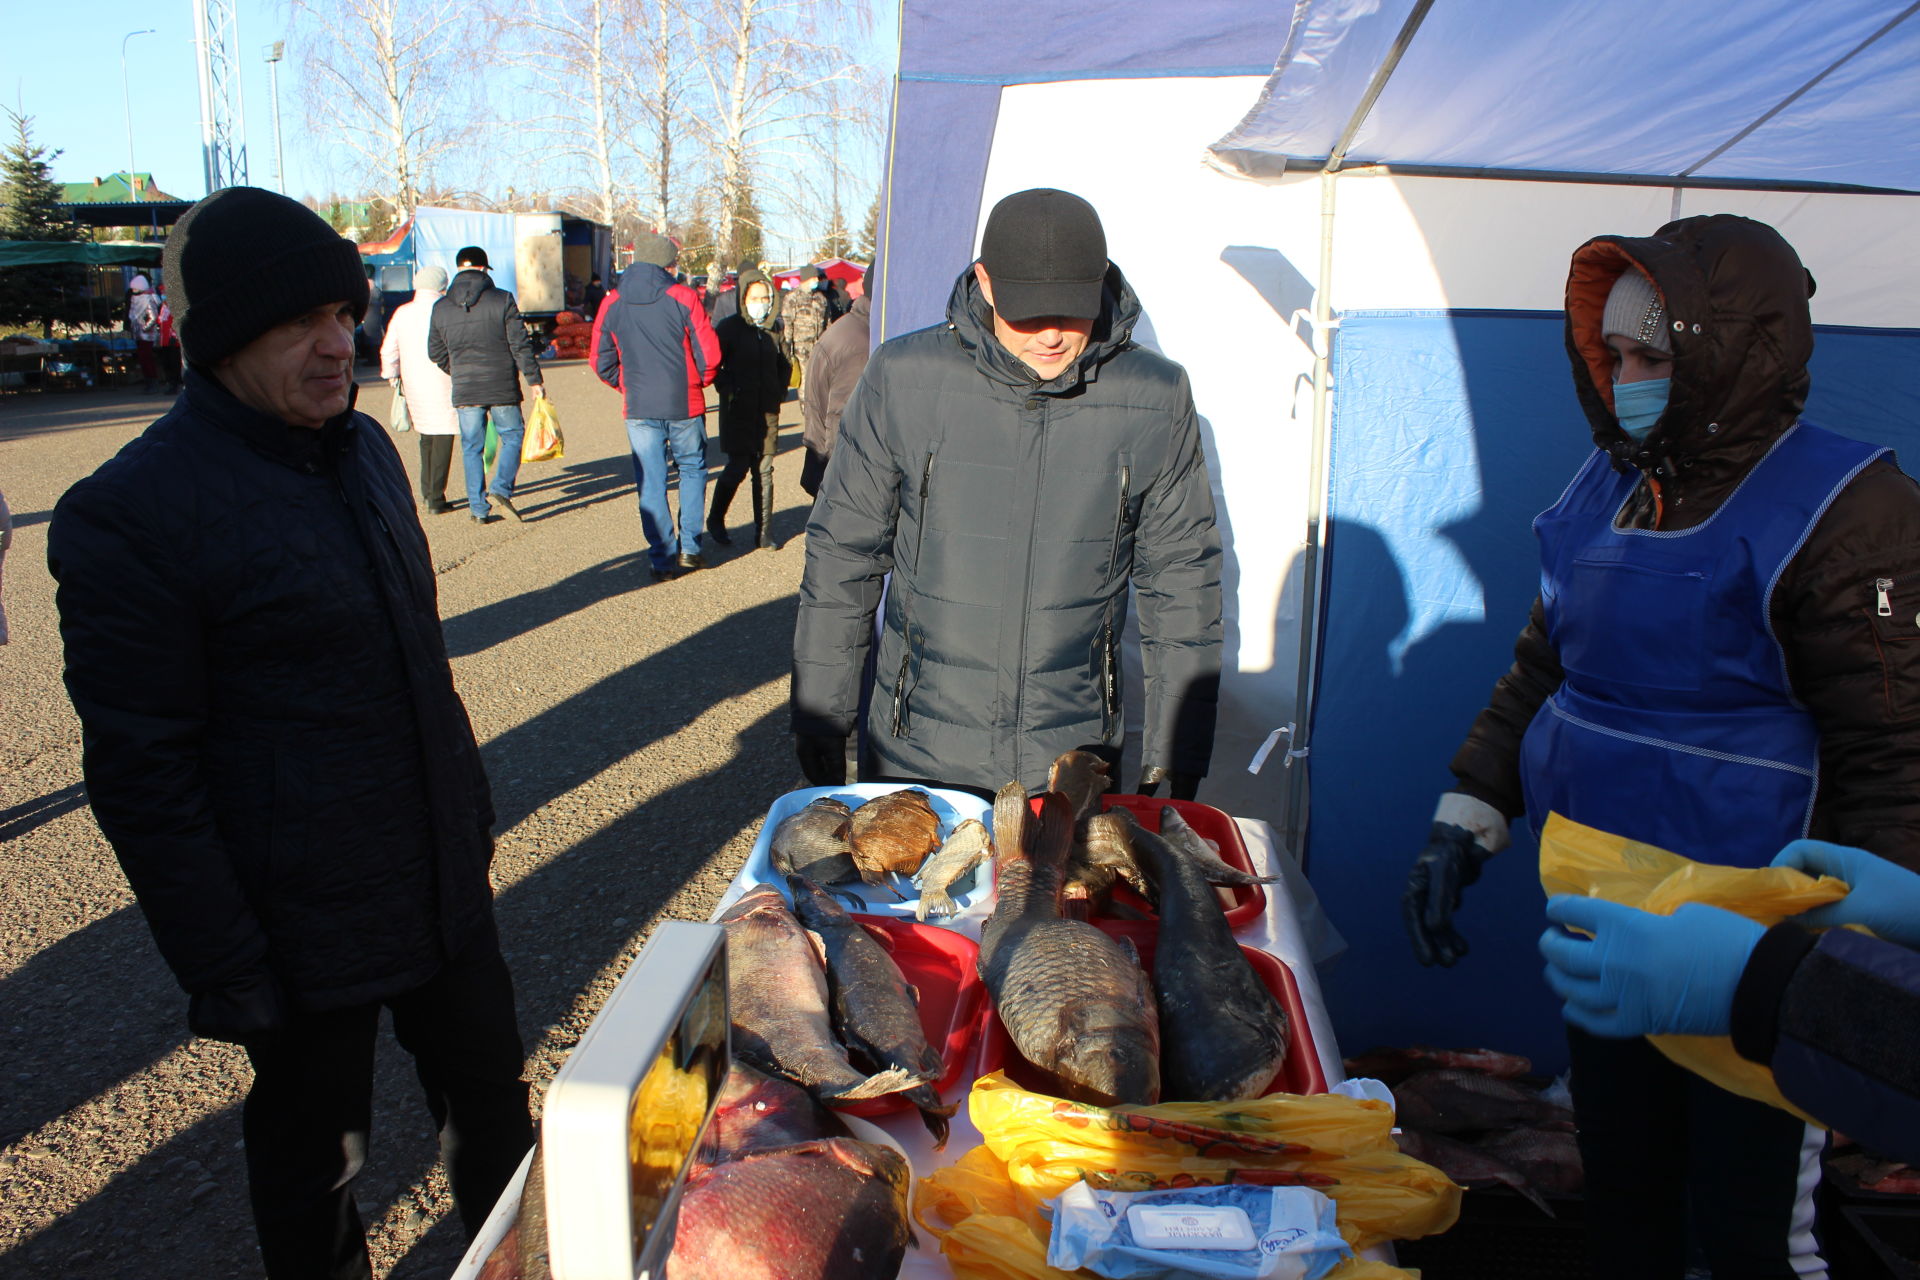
[792,188,1221,796]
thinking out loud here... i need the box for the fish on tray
[666,1137,914,1280]
[1047,748,1113,829]
[1394,1129,1554,1216]
[1157,806,1279,889]
[1342,1044,1533,1085]
[1390,1069,1576,1136]
[770,797,866,906]
[718,887,919,1102]
[1128,816,1291,1102]
[847,788,944,890]
[913,818,992,920]
[1064,808,1157,906]
[978,784,1161,1106]
[787,874,958,1148]
[708,1062,851,1162]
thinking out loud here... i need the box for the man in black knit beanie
[49,186,531,1279]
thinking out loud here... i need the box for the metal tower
[192,0,249,193]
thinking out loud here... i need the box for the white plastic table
[453,817,1346,1279]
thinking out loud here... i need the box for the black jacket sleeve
[1733,923,1920,1163]
[47,479,272,996]
[1449,595,1564,818]
[1777,461,1920,870]
[503,294,543,388]
[1131,377,1224,776]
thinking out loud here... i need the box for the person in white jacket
[379,266,462,513]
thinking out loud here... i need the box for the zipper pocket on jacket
[1099,617,1119,741]
[1107,463,1132,580]
[1878,577,1895,617]
[891,623,925,737]
[913,452,935,566]
[889,454,937,738]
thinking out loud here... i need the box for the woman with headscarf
[127,274,162,393]
[379,265,462,513]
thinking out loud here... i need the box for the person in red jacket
[590,233,721,580]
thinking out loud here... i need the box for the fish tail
[824,1065,927,1101]
[917,886,958,920]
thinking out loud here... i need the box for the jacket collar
[182,365,361,473]
[944,262,1140,393]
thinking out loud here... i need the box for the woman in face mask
[1402,215,1920,1279]
[707,271,792,550]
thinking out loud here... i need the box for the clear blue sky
[4,0,901,216]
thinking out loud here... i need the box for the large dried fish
[847,789,944,887]
[978,785,1161,1106]
[913,818,993,920]
[1047,748,1113,829]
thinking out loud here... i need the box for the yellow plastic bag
[1537,812,1851,1121]
[927,1073,1458,1254]
[522,396,564,462]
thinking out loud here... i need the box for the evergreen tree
[816,197,853,262]
[726,178,763,271]
[854,194,879,265]
[0,109,92,337]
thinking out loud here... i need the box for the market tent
[881,0,1920,1066]
[770,258,868,287]
[0,241,165,267]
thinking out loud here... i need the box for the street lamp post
[263,41,286,194]
[121,28,156,196]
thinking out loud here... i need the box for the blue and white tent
[873,0,1920,1066]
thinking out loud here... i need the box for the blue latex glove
[1771,839,1920,948]
[1538,895,1763,1038]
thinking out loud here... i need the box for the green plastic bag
[483,418,499,469]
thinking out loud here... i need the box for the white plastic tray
[737,784,995,926]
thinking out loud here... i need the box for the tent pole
[1282,167,1340,864]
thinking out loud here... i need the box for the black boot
[752,463,778,551]
[707,468,739,546]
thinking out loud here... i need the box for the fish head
[1055,999,1162,1106]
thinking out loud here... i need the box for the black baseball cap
[978,188,1108,322]
[456,245,489,269]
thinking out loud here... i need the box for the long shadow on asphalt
[0,783,88,843]
[509,454,634,523]
[441,551,652,659]
[1,591,802,1273]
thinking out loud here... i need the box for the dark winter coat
[1733,923,1920,1162]
[1451,215,1920,869]
[801,293,870,495]
[590,263,720,421]
[782,284,832,369]
[428,268,543,406]
[713,271,790,455]
[47,368,498,1012]
[793,263,1223,793]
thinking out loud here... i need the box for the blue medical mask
[1613,377,1670,441]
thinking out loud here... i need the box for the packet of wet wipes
[1045,1181,1351,1279]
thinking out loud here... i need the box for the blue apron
[1519,421,1886,868]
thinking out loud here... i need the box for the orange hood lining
[1566,240,1663,415]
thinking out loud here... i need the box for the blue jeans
[626,416,707,569]
[456,404,525,517]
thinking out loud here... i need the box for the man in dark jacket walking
[428,245,547,523]
[1402,215,1920,1278]
[792,188,1222,796]
[799,261,872,498]
[708,267,790,549]
[590,232,721,579]
[782,264,832,393]
[47,188,530,1280]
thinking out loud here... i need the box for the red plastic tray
[830,915,989,1119]
[1019,795,1265,929]
[978,922,1327,1100]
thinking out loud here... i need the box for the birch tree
[291,0,469,218]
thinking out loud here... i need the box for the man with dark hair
[47,186,530,1280]
[582,271,607,318]
[429,244,547,524]
[590,231,721,579]
[793,189,1222,796]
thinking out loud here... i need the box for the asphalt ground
[0,361,815,1276]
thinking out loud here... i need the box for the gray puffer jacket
[793,264,1222,792]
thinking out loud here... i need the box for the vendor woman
[1403,214,1920,1278]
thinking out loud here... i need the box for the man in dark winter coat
[782,264,832,392]
[428,245,547,523]
[1403,214,1920,1279]
[47,187,530,1280]
[707,268,790,549]
[590,232,721,579]
[792,188,1222,796]
[799,261,873,498]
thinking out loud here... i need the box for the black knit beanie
[165,186,369,366]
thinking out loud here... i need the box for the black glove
[795,733,849,786]
[1403,792,1511,967]
[1135,767,1200,801]
[187,970,289,1045]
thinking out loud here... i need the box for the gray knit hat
[414,265,449,293]
[164,186,368,366]
[632,232,678,269]
[1601,267,1670,352]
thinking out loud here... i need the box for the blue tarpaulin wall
[1309,310,1920,1069]
[412,208,521,300]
